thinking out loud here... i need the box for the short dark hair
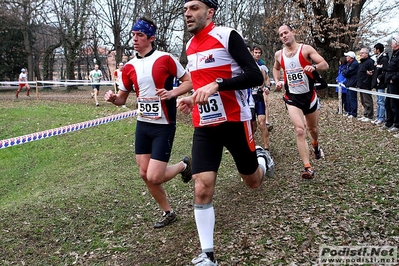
[374,43,384,53]
[253,46,263,54]
[282,23,295,31]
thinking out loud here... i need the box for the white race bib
[199,92,227,126]
[286,68,305,87]
[137,96,162,119]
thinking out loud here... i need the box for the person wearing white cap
[15,68,30,98]
[342,51,359,118]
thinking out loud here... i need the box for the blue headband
[132,19,156,37]
[185,0,218,10]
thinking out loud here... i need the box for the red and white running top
[281,44,315,95]
[119,50,186,125]
[186,22,253,127]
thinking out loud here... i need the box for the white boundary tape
[0,80,115,87]
[326,83,399,114]
[326,83,399,100]
[0,110,137,149]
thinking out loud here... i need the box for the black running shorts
[191,121,258,175]
[283,90,319,115]
[135,121,176,162]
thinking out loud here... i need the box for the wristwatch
[215,78,224,88]
[312,64,317,70]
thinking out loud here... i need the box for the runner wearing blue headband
[131,18,157,37]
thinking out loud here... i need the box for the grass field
[0,87,398,265]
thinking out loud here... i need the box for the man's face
[184,1,213,34]
[359,49,368,59]
[392,37,399,51]
[346,56,353,62]
[253,48,262,60]
[278,25,295,45]
[132,31,154,53]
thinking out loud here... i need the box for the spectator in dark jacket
[357,47,375,122]
[371,43,389,125]
[381,35,399,135]
[342,51,359,118]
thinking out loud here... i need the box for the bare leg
[286,105,310,166]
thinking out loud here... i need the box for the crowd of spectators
[340,37,399,139]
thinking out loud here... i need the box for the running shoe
[153,211,177,229]
[266,122,273,132]
[191,253,218,266]
[313,146,324,160]
[256,146,275,178]
[301,167,315,179]
[180,156,192,183]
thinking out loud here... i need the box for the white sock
[257,157,266,176]
[181,162,187,171]
[194,203,215,252]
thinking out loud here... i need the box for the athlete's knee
[295,126,306,138]
[139,168,147,179]
[193,176,214,201]
[307,126,318,136]
[258,115,266,127]
[242,170,262,189]
[144,174,163,185]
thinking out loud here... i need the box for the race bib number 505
[137,96,162,119]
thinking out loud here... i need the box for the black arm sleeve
[217,30,263,91]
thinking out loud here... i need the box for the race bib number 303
[199,92,227,126]
[137,96,162,119]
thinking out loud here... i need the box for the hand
[177,96,194,115]
[192,82,218,105]
[304,64,316,72]
[156,88,173,100]
[263,86,270,95]
[275,81,284,91]
[104,90,116,102]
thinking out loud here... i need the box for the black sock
[206,252,215,262]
